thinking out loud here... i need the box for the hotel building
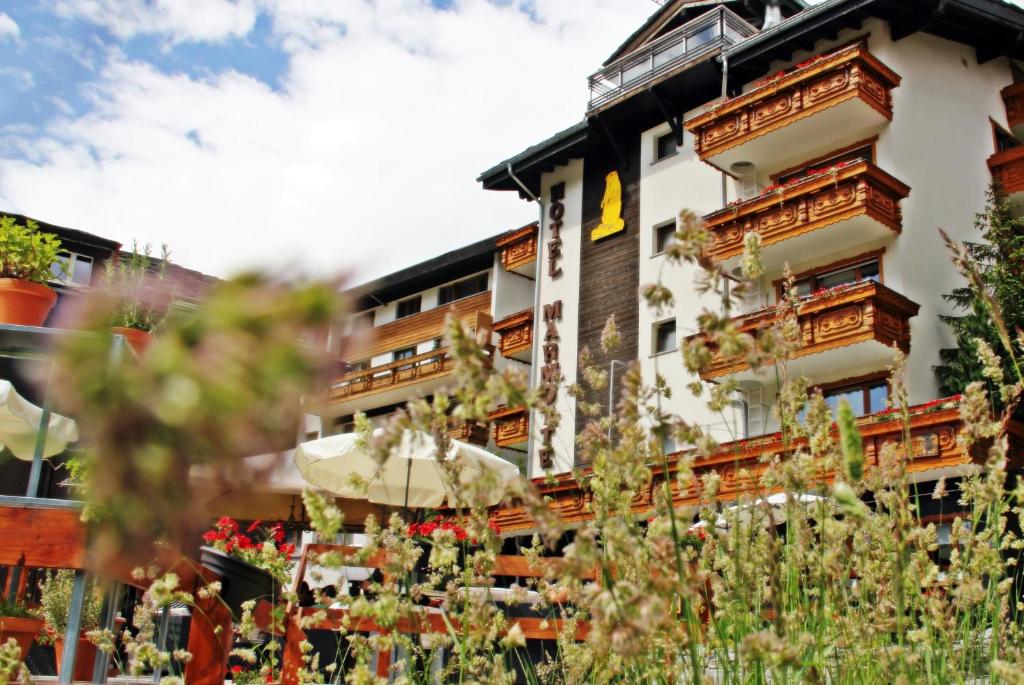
[471,0,1024,529]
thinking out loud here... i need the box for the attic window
[50,251,93,287]
[655,132,679,161]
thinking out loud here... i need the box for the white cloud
[0,12,19,42]
[0,67,34,90]
[51,0,258,43]
[0,0,654,281]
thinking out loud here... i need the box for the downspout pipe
[507,162,545,479]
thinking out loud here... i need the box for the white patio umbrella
[0,379,78,460]
[693,493,827,531]
[293,429,519,508]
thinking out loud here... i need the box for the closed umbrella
[293,429,519,508]
[0,379,78,460]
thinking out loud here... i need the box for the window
[393,347,416,362]
[823,378,889,418]
[786,257,880,299]
[438,273,488,306]
[50,251,94,287]
[994,122,1018,153]
[776,144,874,185]
[655,132,678,161]
[346,359,370,373]
[396,296,421,319]
[654,221,676,254]
[653,319,677,355]
[393,346,417,371]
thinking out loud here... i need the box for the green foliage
[0,599,31,619]
[106,242,172,332]
[56,272,345,568]
[0,216,63,283]
[36,570,102,637]
[936,186,1024,407]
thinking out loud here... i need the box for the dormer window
[50,251,93,287]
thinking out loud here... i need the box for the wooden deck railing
[685,280,919,380]
[489,397,1001,534]
[685,44,901,162]
[700,160,910,261]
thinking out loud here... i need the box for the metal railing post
[151,605,172,682]
[59,570,88,685]
[92,582,123,683]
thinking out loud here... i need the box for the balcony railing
[492,308,533,360]
[489,405,529,448]
[587,7,757,111]
[685,280,919,380]
[490,398,981,534]
[448,418,490,446]
[495,224,537,274]
[988,145,1024,198]
[702,160,910,262]
[329,347,454,403]
[685,45,901,169]
[1003,82,1024,136]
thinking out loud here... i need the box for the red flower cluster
[406,516,501,543]
[752,51,834,89]
[202,517,295,558]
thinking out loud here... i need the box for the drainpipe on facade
[507,162,545,479]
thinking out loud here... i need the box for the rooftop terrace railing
[586,7,758,112]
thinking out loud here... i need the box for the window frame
[652,318,678,356]
[653,220,677,256]
[50,250,95,287]
[437,272,489,306]
[653,131,679,163]
[815,372,890,418]
[771,136,877,185]
[395,295,422,320]
[773,250,885,301]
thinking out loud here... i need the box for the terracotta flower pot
[0,278,57,326]
[0,616,42,658]
[110,326,154,356]
[54,634,98,682]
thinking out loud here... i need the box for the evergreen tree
[936,186,1024,409]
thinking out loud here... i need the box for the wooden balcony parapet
[685,280,919,380]
[490,398,1007,534]
[495,224,538,273]
[448,418,490,446]
[330,347,453,402]
[489,405,530,448]
[341,291,492,362]
[988,145,1024,196]
[685,45,901,162]
[492,308,534,359]
[701,160,910,261]
[1002,82,1024,132]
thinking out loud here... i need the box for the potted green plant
[0,216,64,326]
[106,242,172,355]
[0,597,43,659]
[37,570,103,682]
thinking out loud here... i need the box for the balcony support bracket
[594,114,629,170]
[650,86,684,147]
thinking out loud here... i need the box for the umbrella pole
[25,361,55,498]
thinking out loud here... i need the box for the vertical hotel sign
[539,183,565,469]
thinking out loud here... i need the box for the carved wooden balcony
[988,145,1024,208]
[489,405,529,449]
[685,45,901,173]
[496,224,538,275]
[686,280,919,382]
[702,160,910,272]
[1003,82,1024,139]
[448,419,490,446]
[490,398,1014,534]
[492,308,533,362]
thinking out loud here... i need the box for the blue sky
[0,0,1021,279]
